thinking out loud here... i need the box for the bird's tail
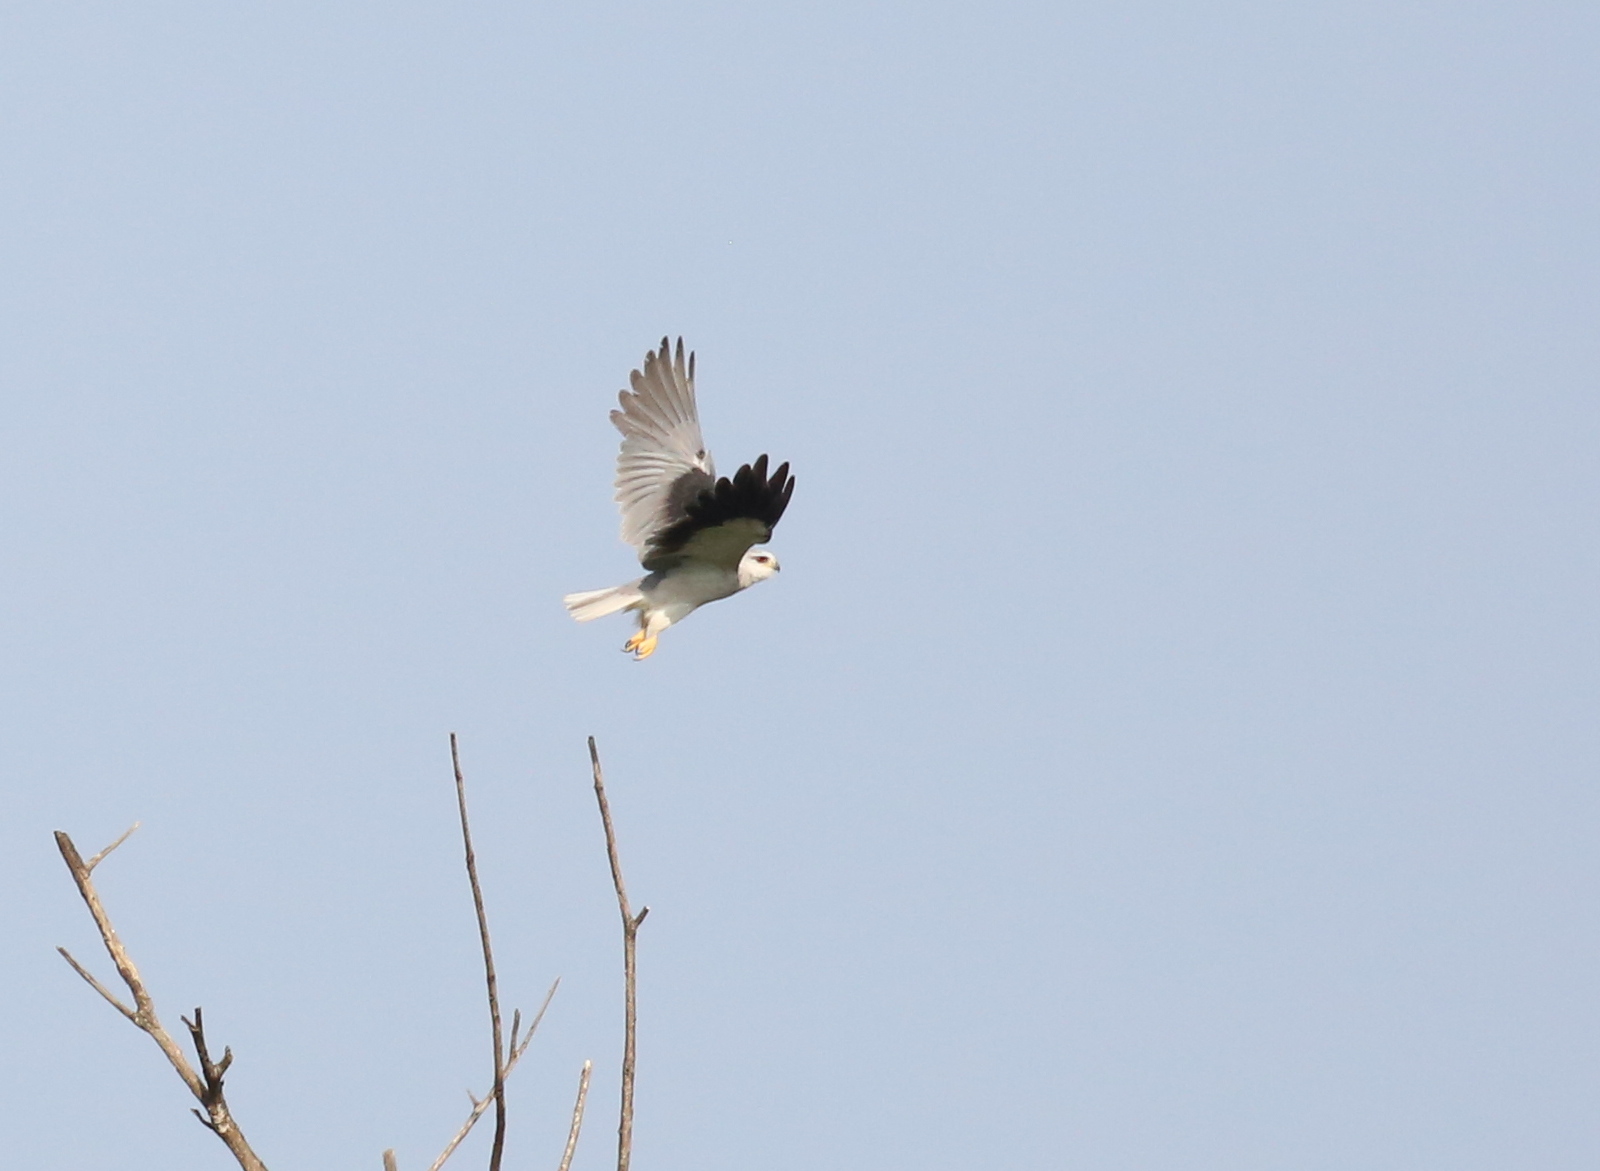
[562,581,645,623]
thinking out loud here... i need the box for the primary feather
[610,337,715,551]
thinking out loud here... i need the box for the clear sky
[3,3,1597,1168]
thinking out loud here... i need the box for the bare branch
[450,733,509,1171]
[556,1061,594,1171]
[435,740,566,1171]
[514,979,560,1064]
[53,830,269,1171]
[56,946,137,1021]
[426,979,559,1171]
[86,821,141,872]
[589,737,647,1171]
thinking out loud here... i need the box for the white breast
[642,564,742,623]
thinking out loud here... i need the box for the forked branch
[589,737,648,1171]
[54,828,268,1171]
[424,979,559,1171]
[422,735,569,1171]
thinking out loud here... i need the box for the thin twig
[56,946,137,1020]
[589,737,648,1171]
[556,1061,594,1171]
[426,978,561,1171]
[54,830,268,1171]
[513,983,559,1064]
[450,734,509,1171]
[85,821,140,871]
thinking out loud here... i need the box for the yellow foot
[622,631,658,659]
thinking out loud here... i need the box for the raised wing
[611,337,716,551]
[642,454,795,572]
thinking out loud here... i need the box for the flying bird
[563,337,795,660]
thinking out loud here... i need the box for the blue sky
[3,3,1598,1168]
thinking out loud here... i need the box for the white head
[737,548,781,589]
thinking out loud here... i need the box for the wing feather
[642,454,796,572]
[610,337,715,551]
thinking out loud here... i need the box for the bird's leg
[622,612,650,655]
[625,612,666,660]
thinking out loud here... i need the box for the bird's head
[738,548,781,588]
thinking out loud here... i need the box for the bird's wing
[611,337,716,552]
[642,454,795,572]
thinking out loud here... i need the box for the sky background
[3,2,1598,1168]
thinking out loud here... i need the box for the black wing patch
[644,454,795,568]
[660,465,717,528]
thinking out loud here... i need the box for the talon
[622,631,646,653]
[632,636,658,660]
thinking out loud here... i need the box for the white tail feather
[563,581,644,622]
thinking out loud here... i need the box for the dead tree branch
[589,737,648,1171]
[54,829,269,1171]
[557,1061,594,1171]
[449,732,509,1171]
[425,978,559,1171]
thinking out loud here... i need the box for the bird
[563,337,795,660]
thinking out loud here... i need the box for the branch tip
[556,1059,594,1171]
[86,821,141,871]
